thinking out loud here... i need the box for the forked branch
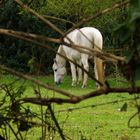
[1,65,140,106]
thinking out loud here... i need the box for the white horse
[52,27,104,88]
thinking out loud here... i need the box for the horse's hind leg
[94,57,104,88]
[69,62,77,86]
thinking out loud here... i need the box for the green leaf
[124,50,134,63]
[130,11,140,23]
[114,23,132,44]
[0,114,6,127]
[18,121,32,132]
[119,102,127,112]
[16,85,26,97]
[11,103,21,114]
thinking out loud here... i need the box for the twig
[55,96,140,113]
[0,28,125,63]
[13,0,126,63]
[48,104,66,140]
[128,111,140,128]
[0,29,104,86]
[0,65,75,98]
[64,0,130,36]
[0,28,61,44]
[14,0,64,35]
[43,15,75,26]
[5,121,20,140]
[0,28,126,86]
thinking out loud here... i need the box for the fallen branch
[1,65,140,105]
[14,86,140,105]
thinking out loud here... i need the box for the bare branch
[14,0,65,35]
[64,0,130,36]
[14,86,140,105]
[0,29,104,85]
[0,0,4,5]
[11,0,128,63]
[0,65,76,98]
[0,28,61,44]
[43,15,75,26]
[0,27,126,87]
[0,0,128,89]
[2,64,140,106]
[0,28,125,63]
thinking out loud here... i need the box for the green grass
[0,74,140,140]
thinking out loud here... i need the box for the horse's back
[62,27,103,60]
[65,27,103,49]
[79,27,103,49]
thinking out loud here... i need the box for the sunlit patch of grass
[0,74,140,140]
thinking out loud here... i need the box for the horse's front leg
[77,61,82,85]
[82,57,89,88]
[70,62,77,86]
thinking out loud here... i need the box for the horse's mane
[56,45,66,66]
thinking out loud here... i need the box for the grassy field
[0,74,140,140]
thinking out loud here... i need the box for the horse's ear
[54,58,57,64]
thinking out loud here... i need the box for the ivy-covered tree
[114,0,140,85]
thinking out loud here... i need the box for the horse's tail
[93,30,105,88]
[94,56,105,88]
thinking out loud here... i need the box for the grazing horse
[52,27,104,88]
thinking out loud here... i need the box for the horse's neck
[56,45,66,66]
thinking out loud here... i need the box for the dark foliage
[114,0,140,85]
[0,1,65,74]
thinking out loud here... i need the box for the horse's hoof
[77,81,82,85]
[71,82,76,87]
[81,85,86,88]
[72,85,76,87]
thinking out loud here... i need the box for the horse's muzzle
[55,79,61,85]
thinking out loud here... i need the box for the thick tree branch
[0,27,125,87]
[13,0,127,63]
[2,64,140,106]
[0,28,61,44]
[0,0,129,89]
[0,32,103,86]
[14,86,140,105]
[0,28,125,63]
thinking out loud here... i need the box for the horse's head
[52,58,66,85]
